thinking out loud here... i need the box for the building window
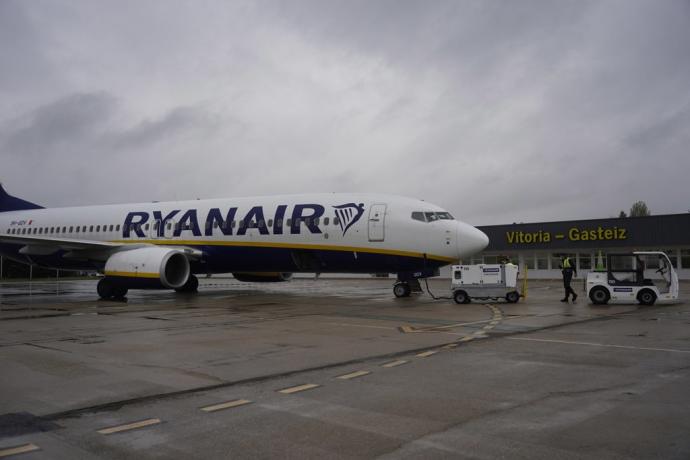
[662,249,678,268]
[483,255,499,264]
[681,249,690,269]
[579,253,592,270]
[523,254,535,270]
[536,253,548,270]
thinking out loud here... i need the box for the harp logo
[333,203,365,236]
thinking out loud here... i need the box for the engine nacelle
[104,247,190,289]
[232,272,293,282]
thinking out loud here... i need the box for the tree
[629,201,650,217]
[618,210,627,218]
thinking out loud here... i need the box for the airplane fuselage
[0,193,489,283]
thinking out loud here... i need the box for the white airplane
[0,184,488,299]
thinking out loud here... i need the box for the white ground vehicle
[451,264,521,304]
[586,252,679,306]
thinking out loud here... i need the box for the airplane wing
[0,234,203,260]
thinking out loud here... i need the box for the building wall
[475,214,690,280]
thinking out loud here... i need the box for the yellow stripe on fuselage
[108,239,457,264]
[104,270,160,279]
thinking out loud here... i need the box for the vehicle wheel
[589,286,610,305]
[393,282,411,298]
[97,278,114,300]
[175,274,199,293]
[505,291,520,303]
[453,290,469,304]
[637,289,656,306]
[112,286,128,299]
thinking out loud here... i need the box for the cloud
[0,0,688,224]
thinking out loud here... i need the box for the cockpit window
[411,211,455,222]
[411,212,426,222]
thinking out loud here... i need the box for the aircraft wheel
[505,291,520,303]
[637,289,656,306]
[393,282,411,298]
[453,290,470,304]
[589,286,610,305]
[112,286,128,299]
[97,278,114,300]
[175,274,199,293]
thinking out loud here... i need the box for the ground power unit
[451,264,521,304]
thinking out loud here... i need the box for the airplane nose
[457,222,489,259]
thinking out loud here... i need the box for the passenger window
[231,220,236,228]
[96,225,100,232]
[213,222,218,229]
[411,212,426,222]
[333,217,339,226]
[314,217,320,225]
[324,217,329,225]
[286,218,292,227]
[76,226,80,233]
[38,228,42,234]
[69,226,73,233]
[145,224,150,231]
[276,219,282,227]
[268,219,273,227]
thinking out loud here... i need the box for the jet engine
[104,246,190,289]
[232,272,293,282]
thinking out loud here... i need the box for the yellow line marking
[490,320,500,325]
[399,318,503,334]
[336,370,370,380]
[460,336,474,342]
[200,399,252,412]
[507,337,690,354]
[325,322,394,330]
[443,343,458,349]
[97,418,161,435]
[416,350,438,358]
[382,360,408,368]
[0,444,40,458]
[109,239,456,263]
[278,383,320,394]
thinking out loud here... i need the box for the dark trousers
[562,269,576,299]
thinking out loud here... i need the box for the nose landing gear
[393,279,422,298]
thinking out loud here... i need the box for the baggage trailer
[451,264,521,304]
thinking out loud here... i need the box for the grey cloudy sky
[1,0,689,225]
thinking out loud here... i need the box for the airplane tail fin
[0,184,43,212]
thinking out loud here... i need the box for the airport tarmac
[0,277,689,459]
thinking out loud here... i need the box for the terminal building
[474,213,690,280]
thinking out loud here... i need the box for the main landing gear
[97,278,128,300]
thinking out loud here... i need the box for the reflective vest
[563,257,572,269]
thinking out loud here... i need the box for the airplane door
[163,220,175,239]
[368,204,387,242]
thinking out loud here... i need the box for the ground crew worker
[560,255,577,302]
